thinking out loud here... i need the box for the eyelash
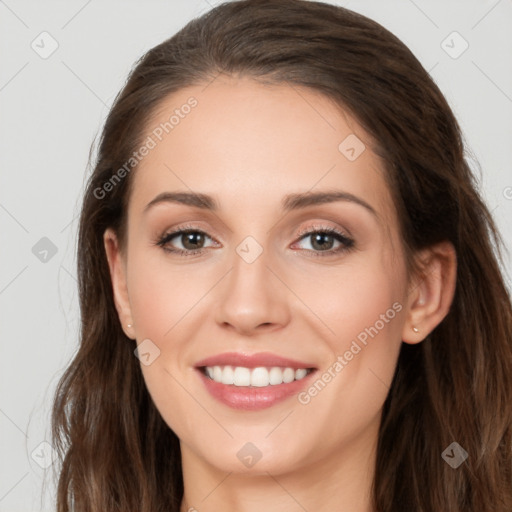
[154,223,355,258]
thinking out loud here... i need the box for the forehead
[129,75,395,227]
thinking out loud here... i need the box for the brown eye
[179,231,206,250]
[293,227,354,256]
[156,228,217,255]
[309,232,336,251]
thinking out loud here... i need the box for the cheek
[126,248,215,341]
[286,247,405,349]
[125,251,211,436]
[293,256,405,437]
[329,254,405,376]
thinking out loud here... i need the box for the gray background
[1,0,511,510]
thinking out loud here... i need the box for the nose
[214,246,291,336]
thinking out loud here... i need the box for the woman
[51,1,512,510]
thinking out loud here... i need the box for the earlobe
[103,228,135,339]
[401,241,457,344]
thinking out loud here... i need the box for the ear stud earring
[127,324,132,328]
[412,326,419,333]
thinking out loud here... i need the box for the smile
[194,351,318,410]
[202,365,313,387]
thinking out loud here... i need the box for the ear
[103,228,135,339]
[401,240,457,344]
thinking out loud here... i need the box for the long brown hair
[50,1,512,510]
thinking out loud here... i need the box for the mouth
[193,351,318,410]
[199,365,315,387]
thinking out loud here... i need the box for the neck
[179,422,378,512]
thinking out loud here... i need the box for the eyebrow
[143,190,379,219]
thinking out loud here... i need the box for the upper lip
[194,351,317,370]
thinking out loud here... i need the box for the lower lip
[196,368,317,411]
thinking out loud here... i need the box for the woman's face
[106,75,414,476]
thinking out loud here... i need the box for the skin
[104,75,457,512]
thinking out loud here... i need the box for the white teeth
[251,367,269,387]
[283,367,295,383]
[295,368,308,380]
[233,366,251,386]
[213,366,223,382]
[204,365,312,386]
[269,367,283,385]
[221,365,234,385]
